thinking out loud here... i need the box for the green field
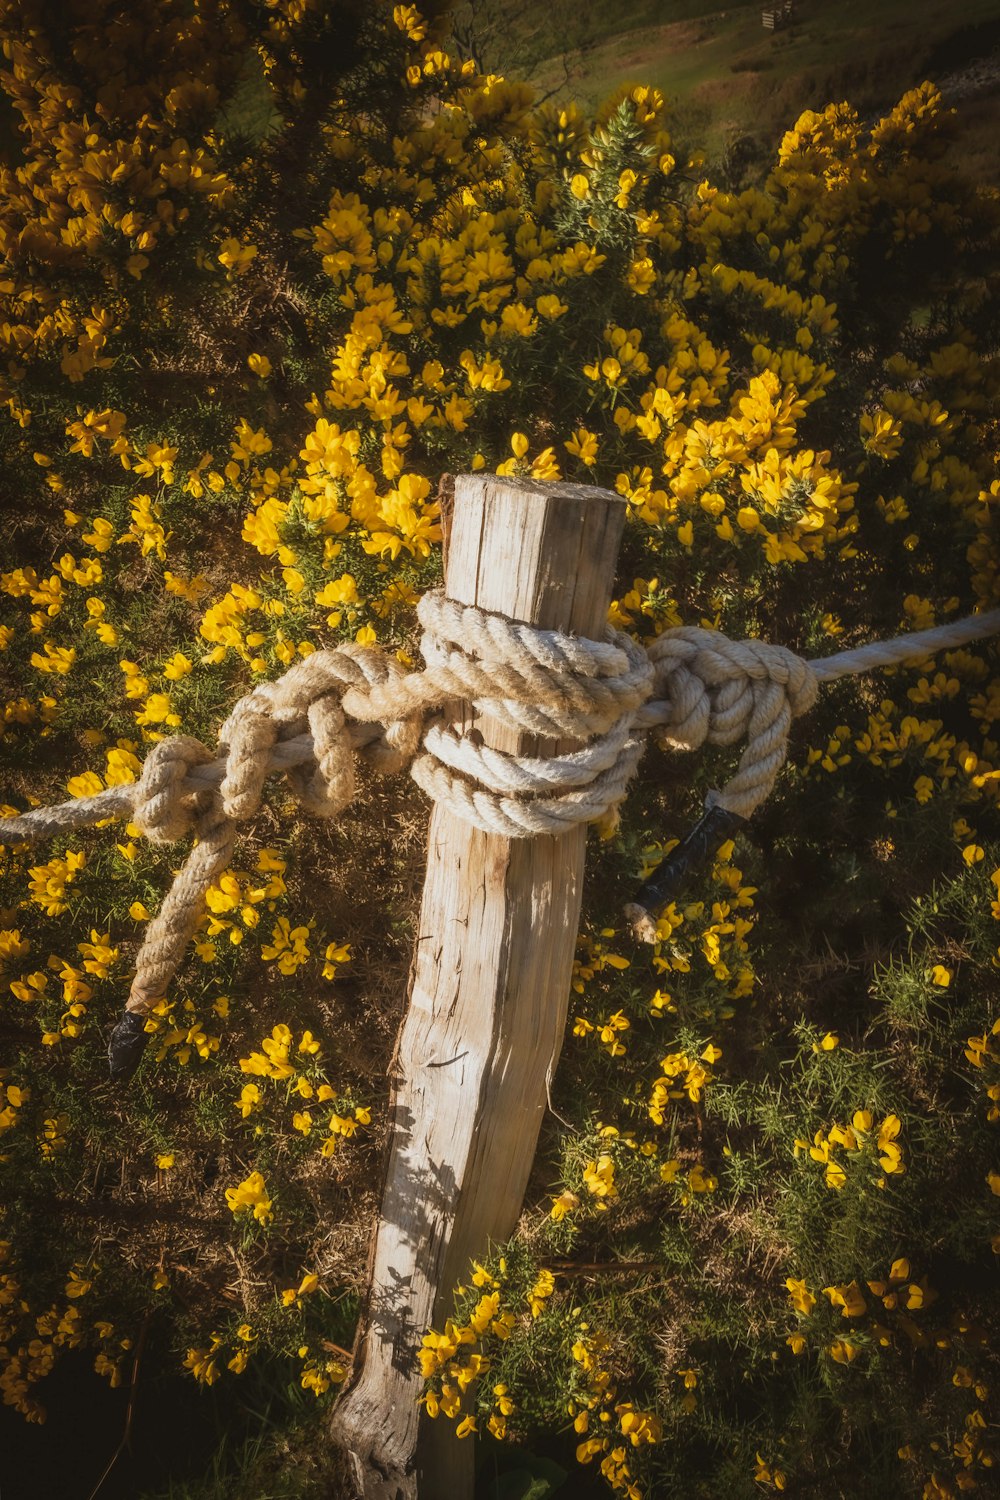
[452,0,1000,176]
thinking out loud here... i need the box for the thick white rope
[808,612,1000,681]
[2,596,998,1028]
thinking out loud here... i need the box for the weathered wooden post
[331,474,625,1497]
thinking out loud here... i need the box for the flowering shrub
[1,1,1000,1495]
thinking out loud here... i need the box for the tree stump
[331,474,626,1497]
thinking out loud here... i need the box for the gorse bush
[0,1,999,1496]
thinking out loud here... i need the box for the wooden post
[331,474,625,1498]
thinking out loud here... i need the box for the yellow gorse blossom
[224,1171,272,1225]
[26,851,85,916]
[799,1110,906,1188]
[239,1024,297,1079]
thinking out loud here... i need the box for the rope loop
[410,620,652,835]
[631,627,821,819]
[132,735,216,844]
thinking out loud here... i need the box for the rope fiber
[2,592,998,1080]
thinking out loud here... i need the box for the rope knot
[216,647,424,826]
[636,627,819,819]
[131,735,215,844]
[402,594,655,837]
[4,571,997,1082]
[54,597,839,864]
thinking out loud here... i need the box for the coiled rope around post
[2,593,998,1078]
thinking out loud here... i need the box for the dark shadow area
[0,1345,289,1500]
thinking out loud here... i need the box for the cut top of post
[447,475,626,636]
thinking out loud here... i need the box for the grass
[452,0,1000,176]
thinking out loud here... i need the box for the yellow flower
[224,1170,273,1224]
[256,848,287,874]
[322,940,352,979]
[528,1269,555,1317]
[824,1159,847,1190]
[550,1189,578,1220]
[27,851,85,915]
[686,1164,717,1196]
[283,1271,319,1304]
[536,293,568,319]
[393,4,427,40]
[499,302,538,337]
[877,1114,905,1174]
[135,692,181,728]
[65,1267,93,1299]
[754,1452,788,1489]
[162,652,192,681]
[823,1281,866,1318]
[564,427,599,466]
[218,237,258,275]
[582,1154,617,1200]
[785,1278,816,1316]
[828,1339,859,1365]
[860,408,903,460]
[30,642,76,675]
[237,1083,261,1118]
[184,1346,220,1385]
[67,770,104,799]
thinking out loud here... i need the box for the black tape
[108,1011,151,1083]
[632,802,748,915]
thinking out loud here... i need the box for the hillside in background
[449,0,1000,181]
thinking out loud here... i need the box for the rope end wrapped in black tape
[108,1011,151,1083]
[624,801,748,944]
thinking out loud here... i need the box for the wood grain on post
[331,474,625,1498]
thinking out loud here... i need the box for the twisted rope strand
[409,736,646,838]
[126,800,236,1015]
[0,783,135,843]
[809,608,1000,682]
[421,715,635,796]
